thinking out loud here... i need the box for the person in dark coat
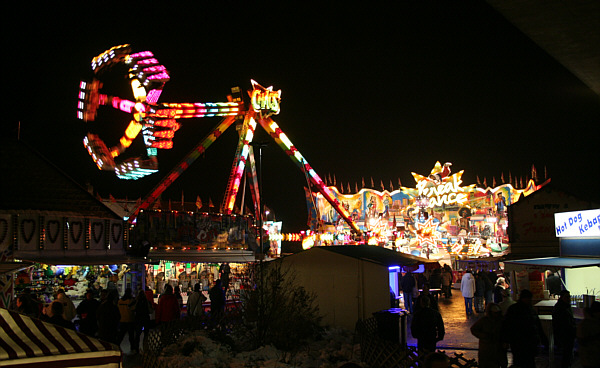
[546,272,562,297]
[475,272,486,313]
[492,277,507,304]
[96,289,121,344]
[209,279,226,320]
[552,290,576,368]
[156,284,180,324]
[132,289,150,354]
[117,287,136,351]
[411,296,445,354]
[415,283,439,313]
[471,303,507,368]
[219,263,231,291]
[503,289,548,368]
[44,301,76,330]
[173,285,184,310]
[400,271,416,313]
[483,272,494,307]
[15,293,38,318]
[76,290,100,336]
[429,269,442,290]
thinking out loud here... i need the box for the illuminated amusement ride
[77,44,361,249]
[79,45,548,259]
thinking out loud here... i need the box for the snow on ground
[158,327,365,368]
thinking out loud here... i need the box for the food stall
[503,208,600,303]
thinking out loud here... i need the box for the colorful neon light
[250,80,281,115]
[78,45,244,180]
[412,162,475,208]
[82,45,362,236]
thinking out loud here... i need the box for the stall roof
[0,308,122,367]
[0,261,34,275]
[503,257,600,269]
[315,245,441,269]
[147,249,259,263]
[14,254,147,266]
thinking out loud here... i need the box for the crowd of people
[399,266,600,368]
[11,274,231,354]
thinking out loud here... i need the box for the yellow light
[125,120,142,140]
[130,80,147,101]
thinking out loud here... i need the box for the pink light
[137,58,159,65]
[147,72,170,81]
[146,89,162,104]
[119,99,136,113]
[130,51,154,59]
[143,65,166,73]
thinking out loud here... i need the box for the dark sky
[7,1,600,232]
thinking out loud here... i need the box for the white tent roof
[0,308,122,367]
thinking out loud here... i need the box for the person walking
[414,282,439,314]
[117,288,136,351]
[132,289,150,354]
[470,303,507,368]
[209,279,226,321]
[14,293,37,318]
[483,272,494,308]
[145,287,157,328]
[96,290,121,344]
[429,269,442,292]
[173,285,184,310]
[552,290,576,368]
[400,271,417,313]
[411,297,445,355]
[156,284,180,324]
[503,289,548,368]
[76,290,100,336]
[498,289,515,316]
[460,270,476,316]
[441,268,452,299]
[187,283,207,317]
[56,289,76,322]
[43,301,76,330]
[475,272,486,313]
[492,277,507,304]
[219,262,231,291]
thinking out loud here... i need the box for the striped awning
[0,308,122,367]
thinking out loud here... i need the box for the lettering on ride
[251,88,280,115]
[416,175,468,208]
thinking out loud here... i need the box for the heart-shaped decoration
[47,220,60,243]
[92,222,104,243]
[111,223,122,244]
[21,219,36,243]
[0,218,8,244]
[70,221,83,244]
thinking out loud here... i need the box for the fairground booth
[306,161,549,261]
[504,208,600,305]
[0,139,142,309]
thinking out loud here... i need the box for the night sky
[7,1,600,232]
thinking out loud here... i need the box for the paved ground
[404,287,585,368]
[121,286,584,367]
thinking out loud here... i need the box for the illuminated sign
[250,79,281,115]
[554,209,600,238]
[413,162,474,208]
